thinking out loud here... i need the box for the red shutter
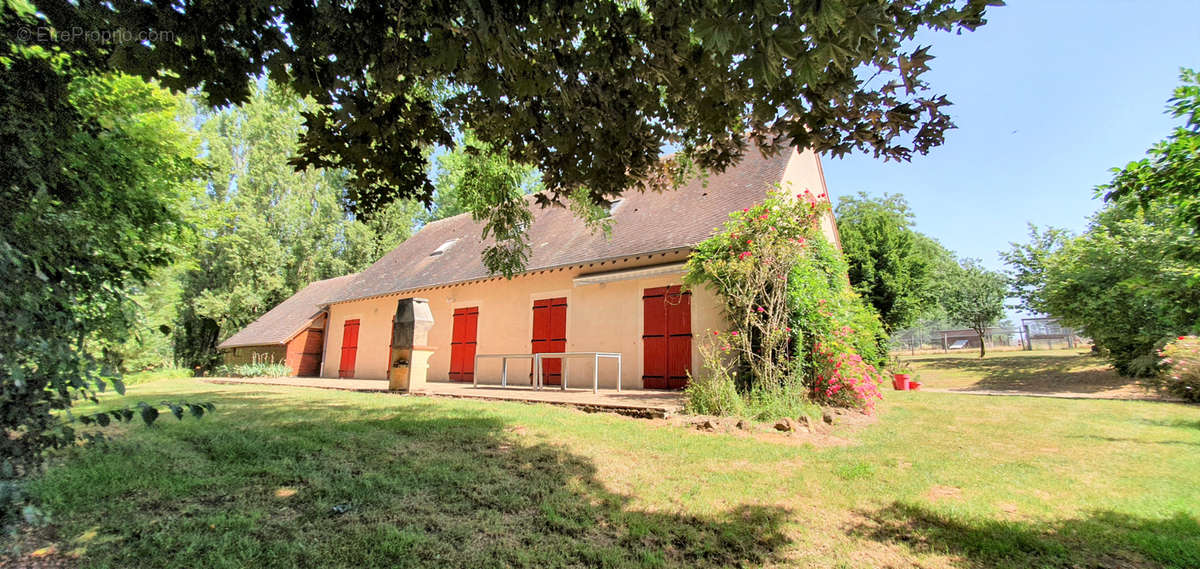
[642,287,669,389]
[665,287,692,389]
[531,297,567,385]
[338,320,360,378]
[643,286,691,389]
[449,307,479,382]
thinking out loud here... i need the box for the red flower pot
[892,373,911,391]
[909,381,921,391]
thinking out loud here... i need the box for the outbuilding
[217,274,357,376]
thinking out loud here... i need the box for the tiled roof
[218,274,357,348]
[327,149,795,304]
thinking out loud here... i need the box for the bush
[683,338,747,417]
[685,188,887,417]
[1160,336,1200,402]
[213,362,292,378]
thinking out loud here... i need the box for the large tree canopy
[835,192,933,331]
[1101,68,1200,231]
[1002,202,1200,376]
[29,0,1000,272]
[1004,72,1200,376]
[173,82,426,370]
[2,0,202,478]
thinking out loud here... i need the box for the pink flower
[731,331,738,336]
[756,307,765,313]
[738,251,752,260]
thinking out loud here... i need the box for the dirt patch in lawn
[0,526,78,569]
[924,485,963,502]
[670,407,877,447]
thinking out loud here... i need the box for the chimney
[389,298,435,391]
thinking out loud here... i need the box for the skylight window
[607,198,625,216]
[430,239,459,257]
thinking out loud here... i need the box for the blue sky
[822,1,1200,274]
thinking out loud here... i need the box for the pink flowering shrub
[684,187,887,418]
[1160,336,1200,402]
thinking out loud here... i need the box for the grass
[9,377,1200,568]
[120,367,194,387]
[900,349,1159,397]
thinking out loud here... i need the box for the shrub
[683,337,747,417]
[685,187,887,416]
[1160,336,1200,402]
[213,362,291,378]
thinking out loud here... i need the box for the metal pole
[616,354,622,392]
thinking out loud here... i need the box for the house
[217,274,357,376]
[222,146,840,389]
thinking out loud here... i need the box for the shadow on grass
[909,353,1144,395]
[1065,434,1200,448]
[1140,418,1200,431]
[850,501,1200,569]
[24,392,790,569]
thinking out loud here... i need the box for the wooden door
[642,286,692,389]
[449,307,479,382]
[338,319,360,378]
[531,297,567,386]
[287,329,324,377]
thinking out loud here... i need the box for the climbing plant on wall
[684,189,887,418]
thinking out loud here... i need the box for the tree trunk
[977,329,986,358]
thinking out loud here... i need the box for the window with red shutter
[449,307,479,382]
[338,319,360,378]
[531,297,567,385]
[642,286,691,389]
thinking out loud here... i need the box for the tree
[1003,72,1200,376]
[1101,68,1200,231]
[942,260,1006,358]
[426,132,544,223]
[910,233,960,323]
[2,0,203,484]
[835,192,932,331]
[1003,201,1200,375]
[37,0,1002,275]
[173,82,424,369]
[999,224,1074,314]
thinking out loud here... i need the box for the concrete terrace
[205,377,684,418]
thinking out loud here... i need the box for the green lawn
[900,349,1160,397]
[9,377,1200,568]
